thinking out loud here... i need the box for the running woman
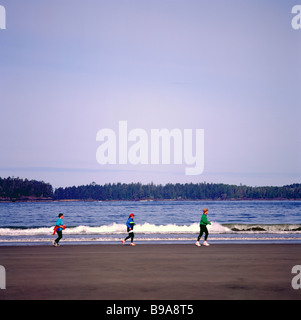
[195,208,211,246]
[122,213,136,246]
[53,213,64,247]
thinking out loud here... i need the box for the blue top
[126,217,135,230]
[56,218,63,232]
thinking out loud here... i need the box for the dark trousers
[197,225,208,241]
[55,230,63,244]
[125,229,134,242]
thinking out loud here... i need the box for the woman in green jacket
[195,208,211,246]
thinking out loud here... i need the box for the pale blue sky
[0,0,300,188]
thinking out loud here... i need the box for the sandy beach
[0,244,300,300]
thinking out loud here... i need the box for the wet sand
[0,244,300,300]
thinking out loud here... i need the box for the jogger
[196,208,211,247]
[122,213,136,246]
[53,213,64,247]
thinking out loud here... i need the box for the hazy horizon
[0,0,300,189]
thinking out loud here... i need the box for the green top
[200,213,211,226]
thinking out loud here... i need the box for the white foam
[0,227,53,236]
[0,222,300,237]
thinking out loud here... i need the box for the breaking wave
[1,222,301,237]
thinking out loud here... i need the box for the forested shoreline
[0,177,53,201]
[0,177,300,202]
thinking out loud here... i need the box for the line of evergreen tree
[0,177,53,201]
[0,177,300,201]
[54,182,301,201]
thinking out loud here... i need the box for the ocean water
[0,200,300,245]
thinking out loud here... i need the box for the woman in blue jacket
[122,213,136,246]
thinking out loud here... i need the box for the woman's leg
[125,232,134,241]
[204,226,209,241]
[55,230,63,244]
[130,232,134,243]
[197,226,204,241]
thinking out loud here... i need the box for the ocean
[0,200,300,245]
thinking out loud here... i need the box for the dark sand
[0,244,300,300]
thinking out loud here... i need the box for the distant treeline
[0,177,300,201]
[0,177,53,201]
[54,182,301,201]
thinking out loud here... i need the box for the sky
[0,0,300,188]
